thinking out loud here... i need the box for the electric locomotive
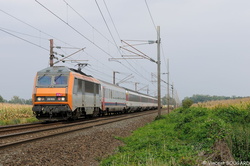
[32,66,158,120]
[32,66,101,120]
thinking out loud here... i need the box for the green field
[101,105,250,165]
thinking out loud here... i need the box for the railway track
[0,110,154,135]
[0,121,63,135]
[0,110,158,150]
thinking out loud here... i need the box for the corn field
[0,103,37,125]
[192,97,250,109]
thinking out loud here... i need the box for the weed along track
[0,110,157,150]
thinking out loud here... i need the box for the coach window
[96,84,99,94]
[104,89,108,98]
[73,78,78,94]
[95,84,100,94]
[85,81,94,93]
[108,89,110,98]
[77,79,82,93]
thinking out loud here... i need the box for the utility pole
[135,82,139,91]
[167,58,170,114]
[49,39,54,67]
[113,71,120,84]
[108,26,162,117]
[171,82,174,109]
[157,26,161,117]
[49,39,85,67]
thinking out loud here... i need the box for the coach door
[102,86,105,110]
[94,84,96,106]
[85,81,94,108]
[81,80,85,106]
[94,83,100,107]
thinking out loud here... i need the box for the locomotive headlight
[57,96,66,101]
[37,97,45,101]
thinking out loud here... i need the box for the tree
[9,96,25,104]
[182,98,193,109]
[0,95,4,103]
[8,96,32,105]
[162,95,176,105]
[25,99,32,105]
[184,94,243,103]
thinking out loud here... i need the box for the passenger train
[32,66,158,120]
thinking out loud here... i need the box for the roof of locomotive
[37,66,69,74]
[37,66,92,77]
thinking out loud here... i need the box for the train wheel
[101,110,107,116]
[92,108,100,117]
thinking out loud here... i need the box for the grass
[0,103,38,125]
[100,100,250,165]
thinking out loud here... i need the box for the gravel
[0,111,164,166]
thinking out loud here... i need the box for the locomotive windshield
[54,75,68,85]
[37,75,68,87]
[38,75,51,86]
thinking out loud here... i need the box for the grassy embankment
[0,103,37,125]
[101,99,250,165]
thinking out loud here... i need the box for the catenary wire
[94,0,120,54]
[0,8,75,48]
[144,0,157,31]
[62,0,116,47]
[0,27,48,40]
[35,0,115,59]
[0,28,49,51]
[102,0,122,40]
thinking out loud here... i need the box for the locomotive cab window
[37,75,51,86]
[37,74,68,87]
[54,75,68,85]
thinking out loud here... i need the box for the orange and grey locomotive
[32,66,157,120]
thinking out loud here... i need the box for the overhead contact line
[62,0,116,47]
[0,28,49,51]
[35,0,114,59]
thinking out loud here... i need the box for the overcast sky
[0,0,249,102]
